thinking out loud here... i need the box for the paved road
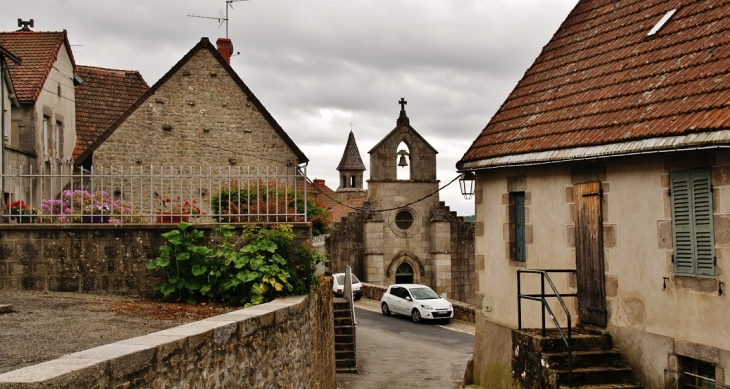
[336,306,474,389]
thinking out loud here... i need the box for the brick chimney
[314,179,325,186]
[216,38,234,64]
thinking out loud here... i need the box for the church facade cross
[399,98,407,111]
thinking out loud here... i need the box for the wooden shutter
[514,192,526,261]
[691,169,715,277]
[670,171,695,275]
[670,169,715,277]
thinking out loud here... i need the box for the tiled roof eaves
[76,38,308,166]
[459,129,730,171]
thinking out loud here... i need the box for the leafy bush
[147,222,321,307]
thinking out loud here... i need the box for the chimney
[216,38,233,65]
[314,179,325,186]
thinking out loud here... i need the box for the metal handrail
[517,269,577,387]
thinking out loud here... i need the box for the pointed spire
[337,131,366,171]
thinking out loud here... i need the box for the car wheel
[411,308,422,323]
[381,302,391,316]
[354,295,361,301]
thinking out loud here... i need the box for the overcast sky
[2,0,579,216]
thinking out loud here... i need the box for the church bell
[397,150,409,168]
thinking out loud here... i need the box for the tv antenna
[188,0,250,39]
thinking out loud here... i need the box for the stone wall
[328,210,366,276]
[360,283,476,323]
[0,223,311,295]
[0,281,336,389]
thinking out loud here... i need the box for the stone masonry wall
[0,282,336,389]
[0,223,311,295]
[328,209,366,277]
[93,47,298,170]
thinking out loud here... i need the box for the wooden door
[573,182,607,326]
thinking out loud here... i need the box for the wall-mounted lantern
[459,171,476,200]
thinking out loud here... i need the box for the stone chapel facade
[329,102,476,304]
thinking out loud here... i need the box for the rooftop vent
[647,9,676,37]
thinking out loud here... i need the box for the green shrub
[147,222,321,307]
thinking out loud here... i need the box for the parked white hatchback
[332,273,362,300]
[380,284,453,323]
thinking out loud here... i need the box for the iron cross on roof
[399,98,407,111]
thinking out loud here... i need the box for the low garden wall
[0,223,310,295]
[360,283,476,323]
[0,280,336,388]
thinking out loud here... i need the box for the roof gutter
[458,129,730,171]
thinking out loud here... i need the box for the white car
[380,284,453,323]
[332,273,362,300]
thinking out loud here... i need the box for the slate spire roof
[337,131,366,171]
[458,0,730,169]
[74,65,149,161]
[0,30,75,103]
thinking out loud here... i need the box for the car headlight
[421,304,433,310]
[449,303,453,310]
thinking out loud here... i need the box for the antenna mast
[188,0,250,39]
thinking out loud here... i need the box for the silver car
[380,284,453,323]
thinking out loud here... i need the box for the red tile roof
[74,65,149,161]
[0,30,75,103]
[458,0,730,168]
[329,195,367,224]
[309,179,339,210]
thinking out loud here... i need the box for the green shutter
[691,169,715,277]
[670,171,695,275]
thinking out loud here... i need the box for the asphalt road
[336,307,474,389]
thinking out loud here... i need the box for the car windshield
[409,287,440,300]
[336,275,360,284]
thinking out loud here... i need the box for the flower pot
[155,212,191,223]
[10,215,34,223]
[82,215,110,223]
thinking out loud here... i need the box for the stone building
[329,102,475,304]
[80,37,307,172]
[458,1,730,387]
[0,23,79,204]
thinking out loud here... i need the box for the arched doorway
[395,262,414,284]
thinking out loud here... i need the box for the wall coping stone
[0,296,309,386]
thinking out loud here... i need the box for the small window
[42,116,50,157]
[647,9,677,37]
[342,175,347,188]
[350,175,356,188]
[57,82,62,98]
[679,356,716,388]
[55,121,63,159]
[395,210,414,230]
[511,192,526,261]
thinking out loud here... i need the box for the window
[43,116,50,157]
[670,169,715,277]
[342,175,347,188]
[350,175,356,187]
[647,9,677,37]
[511,192,526,261]
[395,210,414,230]
[54,121,62,159]
[679,356,716,389]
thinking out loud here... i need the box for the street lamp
[459,171,476,200]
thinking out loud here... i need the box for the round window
[395,210,414,230]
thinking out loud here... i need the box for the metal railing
[1,164,307,224]
[517,269,577,387]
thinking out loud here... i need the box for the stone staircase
[334,297,357,373]
[513,328,642,389]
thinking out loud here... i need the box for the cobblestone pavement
[337,298,475,389]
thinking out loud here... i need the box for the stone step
[559,384,642,389]
[336,350,356,360]
[544,349,624,370]
[335,342,355,352]
[336,367,359,374]
[335,326,354,335]
[334,317,353,326]
[336,358,357,368]
[333,308,352,317]
[0,304,13,314]
[555,366,633,386]
[539,333,611,353]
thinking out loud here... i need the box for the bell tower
[336,130,367,202]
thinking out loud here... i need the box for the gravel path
[0,290,234,374]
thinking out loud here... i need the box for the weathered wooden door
[573,182,607,326]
